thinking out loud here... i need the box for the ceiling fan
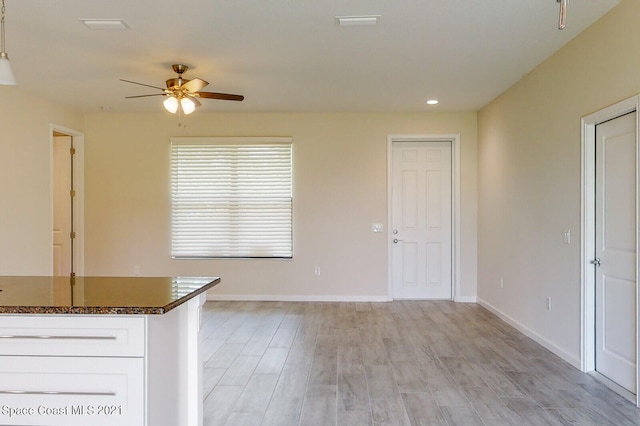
[121,64,244,115]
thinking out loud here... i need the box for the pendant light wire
[0,0,16,85]
[557,0,567,30]
[1,0,7,59]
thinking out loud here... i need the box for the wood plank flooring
[200,301,640,425]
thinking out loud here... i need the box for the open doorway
[51,125,84,277]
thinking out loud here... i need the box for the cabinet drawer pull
[0,390,116,396]
[0,335,117,340]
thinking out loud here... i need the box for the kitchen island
[0,276,221,426]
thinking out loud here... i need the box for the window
[170,137,293,258]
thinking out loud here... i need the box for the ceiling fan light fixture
[0,0,16,85]
[181,97,196,115]
[163,96,179,114]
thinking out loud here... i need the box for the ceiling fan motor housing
[166,64,189,90]
[166,77,189,90]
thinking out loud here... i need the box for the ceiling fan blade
[197,92,244,101]
[125,93,167,99]
[120,79,166,91]
[182,78,209,93]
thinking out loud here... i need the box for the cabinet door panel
[0,356,144,426]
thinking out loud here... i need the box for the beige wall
[477,0,640,365]
[83,112,478,300]
[0,87,83,275]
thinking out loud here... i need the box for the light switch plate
[371,223,383,233]
[563,229,571,245]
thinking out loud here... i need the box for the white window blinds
[170,137,293,258]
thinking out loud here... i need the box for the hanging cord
[557,0,567,30]
[70,136,75,279]
[1,0,7,57]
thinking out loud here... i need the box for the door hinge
[70,147,76,155]
[70,190,76,197]
[70,231,76,239]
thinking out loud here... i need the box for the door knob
[590,258,601,267]
[393,239,403,244]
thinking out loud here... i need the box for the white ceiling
[7,0,619,114]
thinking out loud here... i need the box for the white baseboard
[206,293,391,302]
[207,293,478,303]
[477,297,581,370]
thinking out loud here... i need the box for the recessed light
[336,15,380,27]
[80,19,130,30]
[426,99,439,105]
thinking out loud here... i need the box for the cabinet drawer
[0,316,145,357]
[0,356,144,426]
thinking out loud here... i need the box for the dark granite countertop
[0,276,220,314]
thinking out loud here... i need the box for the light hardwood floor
[200,301,640,425]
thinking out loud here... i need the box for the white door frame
[387,134,461,301]
[50,124,85,276]
[581,95,640,405]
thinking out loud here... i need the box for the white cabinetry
[0,316,145,356]
[0,356,144,425]
[0,295,204,426]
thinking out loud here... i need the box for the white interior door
[391,141,452,299]
[53,135,72,277]
[595,111,637,394]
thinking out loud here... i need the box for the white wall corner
[477,298,581,370]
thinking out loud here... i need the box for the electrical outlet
[314,267,321,277]
[562,229,571,245]
[133,265,140,276]
[546,296,552,311]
